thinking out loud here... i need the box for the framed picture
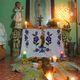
[26,0,54,26]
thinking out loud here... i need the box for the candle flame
[25,21,27,25]
[52,56,57,62]
[60,50,64,54]
[23,51,26,54]
[50,57,52,61]
[25,21,27,28]
[71,77,75,80]
[45,72,53,80]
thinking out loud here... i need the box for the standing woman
[0,22,7,60]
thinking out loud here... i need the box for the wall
[0,0,26,55]
[55,0,76,42]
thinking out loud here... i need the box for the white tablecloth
[20,29,64,58]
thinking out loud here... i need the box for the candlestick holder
[22,58,27,64]
[22,51,27,64]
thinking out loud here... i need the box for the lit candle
[52,56,57,62]
[23,51,27,59]
[45,72,53,80]
[60,50,64,60]
[70,77,75,80]
[25,21,27,28]
[49,57,52,62]
[57,21,60,28]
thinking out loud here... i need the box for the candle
[70,77,75,80]
[49,57,52,62]
[52,56,57,62]
[25,21,27,28]
[45,72,53,80]
[57,21,60,28]
[23,51,27,59]
[60,50,64,60]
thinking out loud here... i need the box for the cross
[37,15,43,26]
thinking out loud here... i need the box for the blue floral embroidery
[26,41,29,46]
[57,29,60,33]
[35,48,39,52]
[58,34,61,40]
[34,47,50,53]
[46,31,52,45]
[24,35,28,41]
[34,37,39,42]
[46,48,50,51]
[32,31,39,45]
[57,40,60,45]
[25,30,29,34]
[24,30,29,47]
[57,29,61,46]
[33,31,52,53]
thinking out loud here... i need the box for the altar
[20,28,64,58]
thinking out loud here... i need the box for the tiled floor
[66,56,80,80]
[0,56,80,80]
[0,57,22,80]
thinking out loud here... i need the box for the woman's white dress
[0,23,7,45]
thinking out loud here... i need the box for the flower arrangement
[47,18,60,28]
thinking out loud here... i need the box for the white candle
[25,21,27,28]
[70,77,75,80]
[45,72,53,80]
[49,57,52,62]
[57,21,60,27]
[23,51,27,59]
[52,56,57,62]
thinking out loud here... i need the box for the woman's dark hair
[15,1,21,6]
